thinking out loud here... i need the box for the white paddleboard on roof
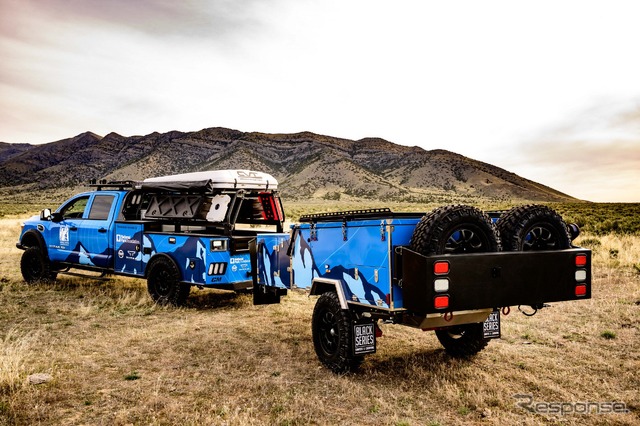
[143,170,278,190]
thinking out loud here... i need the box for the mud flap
[352,321,376,356]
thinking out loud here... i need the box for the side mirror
[40,208,52,220]
[50,212,63,223]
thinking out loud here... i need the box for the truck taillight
[259,193,282,221]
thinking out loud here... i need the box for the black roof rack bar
[88,179,136,191]
[300,208,423,223]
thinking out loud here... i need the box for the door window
[88,195,115,220]
[60,196,90,219]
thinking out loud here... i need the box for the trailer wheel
[410,204,501,255]
[497,205,571,251]
[20,247,55,284]
[312,292,363,373]
[410,205,498,357]
[435,323,487,357]
[146,256,191,306]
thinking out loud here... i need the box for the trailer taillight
[575,252,588,297]
[575,269,587,282]
[434,278,449,293]
[434,261,449,275]
[434,295,449,309]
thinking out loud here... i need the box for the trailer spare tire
[409,204,501,255]
[409,205,500,357]
[496,205,571,251]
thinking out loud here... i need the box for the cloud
[0,0,270,41]
[504,100,640,202]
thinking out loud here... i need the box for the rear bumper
[399,247,592,314]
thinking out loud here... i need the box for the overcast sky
[1,0,639,202]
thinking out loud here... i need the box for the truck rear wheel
[312,292,363,373]
[410,205,498,357]
[146,256,191,306]
[497,205,571,251]
[20,247,55,284]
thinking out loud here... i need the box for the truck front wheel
[146,257,191,306]
[20,247,55,284]
[312,292,363,373]
[435,323,488,357]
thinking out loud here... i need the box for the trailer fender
[310,278,349,310]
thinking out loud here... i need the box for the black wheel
[410,205,498,357]
[312,292,363,373]
[20,247,55,284]
[146,256,191,306]
[410,204,501,255]
[435,323,487,357]
[497,205,571,251]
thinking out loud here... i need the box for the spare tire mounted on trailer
[409,204,501,357]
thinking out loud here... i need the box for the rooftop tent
[138,170,279,192]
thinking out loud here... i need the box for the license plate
[483,309,501,339]
[353,323,376,355]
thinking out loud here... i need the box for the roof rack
[88,179,135,191]
[300,207,384,222]
[299,208,426,223]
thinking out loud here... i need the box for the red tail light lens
[259,193,282,221]
[434,295,449,309]
[434,261,449,275]
[575,284,587,297]
[575,254,587,267]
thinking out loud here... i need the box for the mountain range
[0,128,575,203]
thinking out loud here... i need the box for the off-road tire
[312,292,364,373]
[435,323,487,357]
[146,256,191,306]
[409,204,501,255]
[410,205,498,357]
[20,247,55,284]
[497,204,571,251]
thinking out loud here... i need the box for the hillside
[0,127,575,202]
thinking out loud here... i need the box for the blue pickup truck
[18,170,591,372]
[17,170,285,305]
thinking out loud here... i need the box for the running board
[56,270,113,281]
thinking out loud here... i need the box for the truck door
[80,194,117,268]
[47,195,89,264]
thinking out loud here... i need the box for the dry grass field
[1,209,639,425]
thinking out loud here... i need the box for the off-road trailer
[254,204,591,373]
